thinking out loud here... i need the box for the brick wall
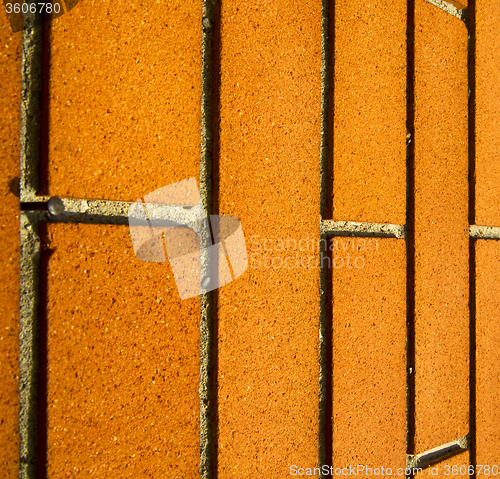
[2,0,500,477]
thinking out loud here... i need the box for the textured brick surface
[475,0,500,226]
[0,10,21,478]
[331,238,406,472]
[413,0,469,466]
[475,241,500,465]
[45,0,202,201]
[332,0,406,224]
[217,1,321,475]
[45,224,200,478]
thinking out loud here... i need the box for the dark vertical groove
[327,0,334,223]
[37,224,52,479]
[210,0,221,477]
[38,21,52,196]
[20,14,44,201]
[325,240,334,471]
[466,0,477,472]
[319,0,334,222]
[406,0,416,468]
[199,1,219,478]
[318,0,334,476]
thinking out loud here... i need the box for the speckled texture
[0,9,21,478]
[332,0,407,224]
[414,0,469,464]
[45,224,200,478]
[475,240,500,465]
[217,0,322,475]
[45,0,202,201]
[331,238,407,470]
[475,0,500,226]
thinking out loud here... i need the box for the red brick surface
[413,0,469,468]
[0,9,21,478]
[45,0,202,202]
[331,238,406,473]
[475,0,500,226]
[45,224,200,478]
[217,0,322,475]
[475,241,500,465]
[332,0,407,224]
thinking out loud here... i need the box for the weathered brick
[0,9,22,477]
[475,0,500,226]
[217,0,322,475]
[332,0,407,224]
[475,240,500,465]
[45,0,202,201]
[331,238,407,473]
[413,0,469,468]
[45,224,200,478]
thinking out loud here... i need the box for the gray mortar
[406,434,469,470]
[19,12,45,479]
[49,198,133,224]
[20,13,43,203]
[19,212,42,479]
[199,1,218,478]
[320,220,407,239]
[424,0,468,22]
[469,225,500,240]
[317,0,330,476]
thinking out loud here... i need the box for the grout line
[199,1,218,478]
[469,225,500,239]
[24,197,500,244]
[318,1,332,475]
[19,11,46,479]
[406,434,469,470]
[321,220,407,239]
[20,13,44,202]
[423,0,468,22]
[319,0,331,222]
[19,213,42,479]
[406,0,416,470]
[467,1,477,475]
[22,198,500,244]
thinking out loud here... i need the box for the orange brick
[45,0,202,201]
[475,241,500,465]
[45,224,200,477]
[413,0,469,467]
[0,9,21,478]
[475,0,500,226]
[332,0,407,224]
[217,0,322,475]
[331,238,407,472]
